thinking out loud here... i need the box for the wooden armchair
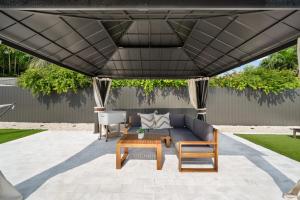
[177,128,218,172]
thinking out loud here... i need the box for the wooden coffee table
[116,134,165,170]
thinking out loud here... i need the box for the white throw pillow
[138,113,155,129]
[154,112,172,129]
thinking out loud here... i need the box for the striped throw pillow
[138,113,155,129]
[154,113,172,129]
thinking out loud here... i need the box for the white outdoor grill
[95,110,126,141]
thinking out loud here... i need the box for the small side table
[291,128,300,138]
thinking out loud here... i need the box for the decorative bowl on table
[136,128,145,139]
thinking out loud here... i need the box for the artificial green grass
[235,134,300,162]
[0,129,45,144]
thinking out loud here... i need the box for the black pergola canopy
[0,5,299,78]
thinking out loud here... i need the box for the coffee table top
[118,134,161,145]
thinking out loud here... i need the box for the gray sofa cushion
[184,115,194,130]
[148,128,170,136]
[170,128,196,143]
[171,128,213,153]
[129,114,141,127]
[192,119,214,141]
[170,114,185,128]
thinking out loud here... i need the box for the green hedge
[210,67,300,94]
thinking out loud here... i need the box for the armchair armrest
[179,141,217,146]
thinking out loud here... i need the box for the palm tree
[28,57,51,68]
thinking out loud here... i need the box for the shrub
[210,66,300,94]
[18,64,91,95]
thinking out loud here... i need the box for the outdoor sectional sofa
[124,113,219,172]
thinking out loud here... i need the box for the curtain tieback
[94,107,105,112]
[196,108,207,115]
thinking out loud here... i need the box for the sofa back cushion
[184,115,194,130]
[129,113,141,127]
[169,113,185,128]
[192,119,214,141]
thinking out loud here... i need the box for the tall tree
[297,38,300,78]
[261,46,298,72]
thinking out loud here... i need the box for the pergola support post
[188,77,209,121]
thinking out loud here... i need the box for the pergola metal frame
[0,1,299,78]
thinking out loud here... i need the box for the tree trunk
[297,37,300,78]
[14,55,17,75]
[8,52,11,75]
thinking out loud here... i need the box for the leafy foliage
[260,46,298,71]
[210,66,300,94]
[18,63,91,95]
[111,79,187,94]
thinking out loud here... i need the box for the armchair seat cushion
[171,128,214,153]
[170,128,197,143]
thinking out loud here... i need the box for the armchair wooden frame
[177,128,218,172]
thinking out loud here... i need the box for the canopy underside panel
[0,10,299,78]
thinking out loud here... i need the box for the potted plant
[136,127,145,139]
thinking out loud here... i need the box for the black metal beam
[25,10,268,21]
[1,0,299,9]
[109,59,192,61]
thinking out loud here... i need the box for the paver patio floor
[0,130,299,200]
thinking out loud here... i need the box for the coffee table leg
[121,147,129,164]
[156,144,162,170]
[166,136,171,148]
[116,144,121,169]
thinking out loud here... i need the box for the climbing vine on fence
[18,62,300,96]
[111,79,187,94]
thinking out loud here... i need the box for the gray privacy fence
[0,86,300,125]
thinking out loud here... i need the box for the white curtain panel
[187,79,198,109]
